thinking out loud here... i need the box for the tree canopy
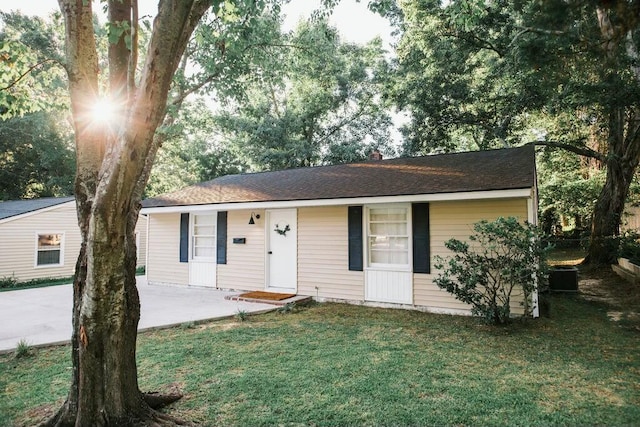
[211,18,394,171]
[389,0,640,263]
[0,11,74,200]
[0,111,75,199]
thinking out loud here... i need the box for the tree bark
[45,0,212,425]
[584,3,640,264]
[585,108,640,264]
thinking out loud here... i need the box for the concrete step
[225,293,313,306]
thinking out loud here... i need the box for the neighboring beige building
[142,146,539,316]
[622,205,640,232]
[0,197,147,282]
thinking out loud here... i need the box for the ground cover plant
[0,276,73,292]
[1,283,638,426]
[0,267,145,292]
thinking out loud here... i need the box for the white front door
[266,209,297,292]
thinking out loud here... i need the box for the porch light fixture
[248,212,261,225]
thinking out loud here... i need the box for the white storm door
[189,213,216,288]
[266,209,297,292]
[365,205,413,304]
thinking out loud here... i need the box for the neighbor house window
[36,233,63,266]
[367,206,410,268]
[192,214,216,259]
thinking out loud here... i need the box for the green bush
[14,339,32,359]
[277,302,297,314]
[0,275,19,289]
[434,217,549,325]
[616,232,640,265]
[236,309,249,321]
[0,276,72,291]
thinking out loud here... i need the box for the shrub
[434,217,548,325]
[616,232,640,265]
[277,302,297,314]
[0,275,18,289]
[14,339,32,359]
[0,276,73,291]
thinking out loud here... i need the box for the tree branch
[513,25,566,36]
[443,31,503,57]
[526,140,606,162]
[168,42,306,107]
[0,58,60,91]
[314,95,374,146]
[506,28,531,50]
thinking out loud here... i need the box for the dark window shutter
[217,211,227,265]
[412,203,430,274]
[348,206,363,271]
[179,213,189,263]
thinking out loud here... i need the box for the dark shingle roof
[142,146,535,208]
[0,197,75,221]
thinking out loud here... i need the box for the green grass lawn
[2,296,639,426]
[547,247,586,266]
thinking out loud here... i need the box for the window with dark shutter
[217,211,227,264]
[348,206,363,271]
[412,203,430,274]
[179,213,189,263]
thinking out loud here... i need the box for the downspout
[145,213,150,281]
[529,156,540,318]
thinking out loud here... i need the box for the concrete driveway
[0,277,276,353]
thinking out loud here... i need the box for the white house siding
[414,198,530,314]
[146,213,189,286]
[298,206,364,300]
[0,202,80,281]
[217,210,266,291]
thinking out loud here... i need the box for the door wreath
[274,223,290,236]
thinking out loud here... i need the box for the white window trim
[190,212,217,261]
[135,231,140,262]
[34,232,65,268]
[364,203,413,272]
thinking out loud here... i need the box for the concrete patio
[0,277,277,353]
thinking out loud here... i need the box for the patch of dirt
[577,265,640,310]
[21,403,57,427]
[576,265,640,328]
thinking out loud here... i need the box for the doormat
[237,291,296,301]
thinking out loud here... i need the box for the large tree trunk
[45,1,211,425]
[585,4,640,265]
[586,108,640,264]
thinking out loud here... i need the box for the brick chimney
[369,149,383,161]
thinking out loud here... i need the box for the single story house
[141,146,539,317]
[0,197,147,282]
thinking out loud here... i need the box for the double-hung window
[367,206,410,268]
[192,214,216,259]
[36,233,63,267]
